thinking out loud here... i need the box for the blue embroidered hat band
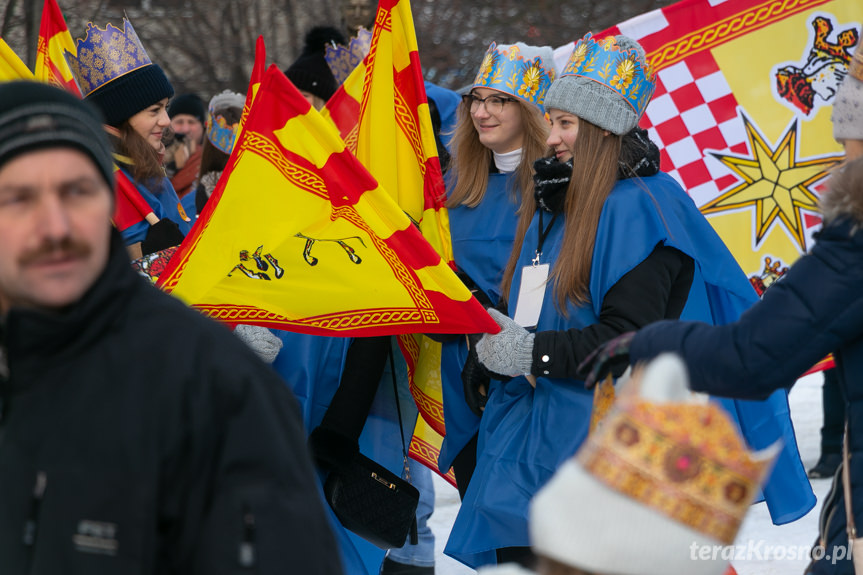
[65,19,173,127]
[472,42,556,108]
[206,90,245,155]
[544,34,656,135]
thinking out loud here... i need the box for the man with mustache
[0,81,343,575]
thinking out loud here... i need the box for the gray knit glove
[475,308,535,376]
[233,324,283,364]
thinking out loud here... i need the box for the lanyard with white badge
[512,210,557,329]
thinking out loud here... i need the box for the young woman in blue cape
[439,42,554,506]
[65,19,193,257]
[452,33,814,569]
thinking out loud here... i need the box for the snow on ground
[430,373,831,574]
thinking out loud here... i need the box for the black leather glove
[462,334,490,417]
[578,331,636,389]
[308,426,360,472]
[141,218,185,256]
[455,267,494,310]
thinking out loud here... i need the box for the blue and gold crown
[560,33,656,119]
[325,27,372,85]
[206,90,245,155]
[64,19,153,98]
[472,42,556,108]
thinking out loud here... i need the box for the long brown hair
[446,97,548,209]
[112,121,166,184]
[501,120,622,311]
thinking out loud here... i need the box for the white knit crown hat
[530,354,779,575]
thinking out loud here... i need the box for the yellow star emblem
[702,113,843,250]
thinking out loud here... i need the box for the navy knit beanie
[86,64,174,127]
[168,93,206,123]
[284,26,346,102]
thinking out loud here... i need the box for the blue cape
[439,173,520,473]
[273,332,415,575]
[118,168,193,245]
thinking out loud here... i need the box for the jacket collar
[4,229,140,377]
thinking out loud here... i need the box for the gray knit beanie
[0,81,114,188]
[832,49,863,142]
[544,35,651,136]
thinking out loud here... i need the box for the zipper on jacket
[237,503,256,569]
[807,461,843,572]
[22,471,47,573]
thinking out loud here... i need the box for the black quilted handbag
[324,452,419,549]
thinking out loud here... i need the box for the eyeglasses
[462,93,518,115]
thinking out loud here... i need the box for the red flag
[35,0,80,95]
[238,35,266,137]
[112,169,157,231]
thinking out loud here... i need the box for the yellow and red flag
[157,65,497,340]
[0,38,34,81]
[323,0,458,482]
[35,0,80,95]
[590,0,855,374]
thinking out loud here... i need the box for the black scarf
[532,127,662,214]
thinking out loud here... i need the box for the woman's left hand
[475,309,535,377]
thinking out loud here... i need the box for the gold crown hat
[472,42,556,109]
[325,26,372,85]
[544,33,656,135]
[206,90,245,155]
[529,354,779,575]
[64,18,173,127]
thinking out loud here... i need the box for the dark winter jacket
[629,160,863,575]
[0,230,343,575]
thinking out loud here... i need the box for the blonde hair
[502,120,622,311]
[446,97,549,209]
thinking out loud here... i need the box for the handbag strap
[388,339,411,482]
[387,339,419,546]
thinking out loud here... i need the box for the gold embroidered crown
[325,27,372,85]
[473,42,556,107]
[64,19,153,98]
[577,355,779,545]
